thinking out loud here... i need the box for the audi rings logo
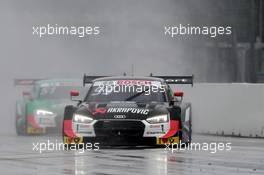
[114,115,126,119]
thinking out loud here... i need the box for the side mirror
[70,90,81,102]
[170,91,184,105]
[174,91,184,97]
[70,90,79,97]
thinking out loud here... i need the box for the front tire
[185,105,192,145]
[16,102,27,136]
[16,117,26,136]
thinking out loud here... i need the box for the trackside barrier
[172,83,264,138]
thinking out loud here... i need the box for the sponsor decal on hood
[107,107,149,115]
[92,107,107,115]
[92,107,150,115]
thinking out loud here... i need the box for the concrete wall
[172,83,264,137]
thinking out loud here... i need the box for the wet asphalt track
[0,134,264,175]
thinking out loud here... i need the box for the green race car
[15,79,85,135]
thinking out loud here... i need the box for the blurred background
[0,0,264,134]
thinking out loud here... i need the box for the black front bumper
[83,136,156,146]
[94,120,145,137]
[88,120,155,146]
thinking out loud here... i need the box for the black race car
[63,75,193,147]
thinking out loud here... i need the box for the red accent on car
[174,91,184,97]
[162,120,179,138]
[22,91,31,96]
[161,138,168,143]
[63,120,76,138]
[70,90,79,97]
[92,107,107,115]
[27,115,41,128]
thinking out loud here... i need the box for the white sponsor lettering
[107,108,149,115]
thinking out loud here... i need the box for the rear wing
[150,75,194,86]
[14,79,44,86]
[83,74,193,86]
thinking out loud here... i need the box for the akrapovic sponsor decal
[107,108,149,115]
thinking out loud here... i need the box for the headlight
[35,109,55,116]
[73,114,93,123]
[146,114,169,124]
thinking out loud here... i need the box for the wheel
[181,104,192,145]
[15,102,27,136]
[15,119,22,135]
[16,116,26,136]
[188,118,192,144]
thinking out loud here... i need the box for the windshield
[36,86,84,100]
[85,80,167,103]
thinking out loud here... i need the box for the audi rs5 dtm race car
[63,75,193,146]
[15,79,86,135]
